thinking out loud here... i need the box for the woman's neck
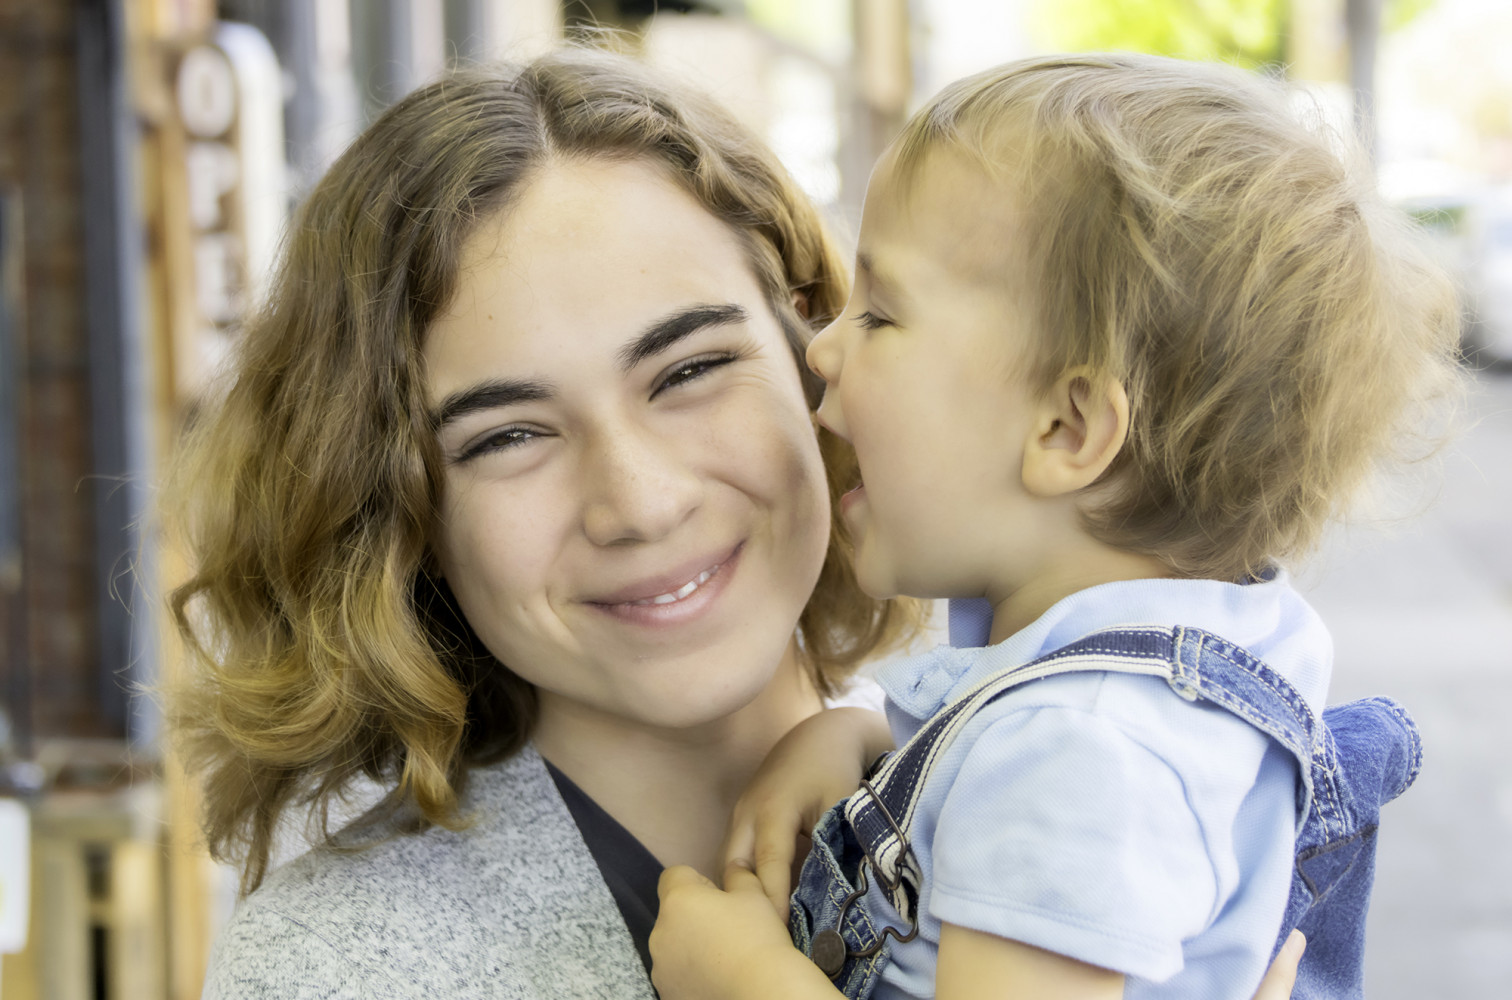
[531,640,825,879]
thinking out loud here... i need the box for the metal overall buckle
[809,778,921,980]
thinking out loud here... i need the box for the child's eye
[652,353,739,398]
[457,426,545,462]
[855,310,892,331]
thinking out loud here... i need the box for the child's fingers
[719,810,758,874]
[1252,931,1304,1000]
[658,864,717,902]
[749,814,800,917]
[722,797,805,917]
[721,857,769,898]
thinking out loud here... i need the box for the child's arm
[721,707,895,915]
[665,704,1308,1000]
[933,924,1304,1000]
[652,877,1305,1000]
[936,923,1124,1000]
[651,863,845,1000]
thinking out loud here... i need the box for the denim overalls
[789,625,1421,1000]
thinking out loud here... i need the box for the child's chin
[853,558,900,602]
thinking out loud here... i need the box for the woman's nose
[580,423,703,547]
[805,318,844,384]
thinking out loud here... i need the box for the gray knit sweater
[201,746,657,999]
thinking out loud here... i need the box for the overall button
[811,928,847,978]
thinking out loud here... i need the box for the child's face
[807,147,1048,601]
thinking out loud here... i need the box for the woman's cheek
[438,476,556,602]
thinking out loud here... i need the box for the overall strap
[843,625,1321,926]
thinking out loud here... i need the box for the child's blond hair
[893,53,1462,581]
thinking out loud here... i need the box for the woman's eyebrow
[616,303,748,372]
[432,304,747,429]
[433,378,554,430]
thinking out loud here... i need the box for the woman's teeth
[629,568,714,606]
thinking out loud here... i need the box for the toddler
[652,53,1459,1000]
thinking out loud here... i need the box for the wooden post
[840,0,911,226]
[1288,0,1348,84]
[1344,0,1383,161]
[124,1,222,998]
[33,839,89,1000]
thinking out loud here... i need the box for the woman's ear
[1021,368,1130,498]
[791,289,811,320]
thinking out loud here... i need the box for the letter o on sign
[176,45,237,139]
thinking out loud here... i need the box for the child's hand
[651,862,838,1000]
[720,708,895,915]
[1252,930,1305,999]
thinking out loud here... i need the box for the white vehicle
[1397,187,1512,367]
[1463,189,1512,366]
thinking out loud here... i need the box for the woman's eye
[855,310,891,331]
[457,426,542,462]
[652,353,738,398]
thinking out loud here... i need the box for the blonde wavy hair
[165,48,917,894]
[892,53,1463,581]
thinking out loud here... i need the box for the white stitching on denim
[1377,698,1423,796]
[854,624,1343,910]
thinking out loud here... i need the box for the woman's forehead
[461,160,756,302]
[423,158,773,392]
[480,158,738,253]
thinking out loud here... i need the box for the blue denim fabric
[788,626,1420,1000]
[789,807,895,999]
[1278,696,1421,999]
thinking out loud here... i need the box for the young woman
[168,47,909,997]
[165,47,1301,999]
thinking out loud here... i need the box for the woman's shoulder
[201,896,389,999]
[203,746,656,999]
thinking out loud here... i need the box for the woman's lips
[587,544,743,626]
[625,566,717,606]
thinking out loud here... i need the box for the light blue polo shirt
[864,574,1331,1000]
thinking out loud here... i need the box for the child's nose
[806,319,843,383]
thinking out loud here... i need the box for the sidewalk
[1294,368,1512,999]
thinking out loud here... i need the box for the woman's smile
[586,543,743,626]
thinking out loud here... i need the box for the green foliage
[1030,0,1437,71]
[1031,0,1287,69]
[1384,0,1437,32]
[746,0,850,58]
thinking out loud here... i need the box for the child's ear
[1021,368,1130,498]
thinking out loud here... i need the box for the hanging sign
[172,22,285,395]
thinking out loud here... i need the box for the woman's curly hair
[163,47,918,895]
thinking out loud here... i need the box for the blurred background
[0,1,1507,998]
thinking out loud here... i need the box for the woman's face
[424,158,831,735]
